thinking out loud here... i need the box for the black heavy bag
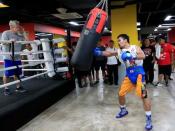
[71,7,107,71]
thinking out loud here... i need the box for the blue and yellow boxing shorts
[126,66,145,84]
[119,66,146,98]
[119,74,145,98]
[4,59,22,77]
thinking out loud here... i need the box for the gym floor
[18,68,175,131]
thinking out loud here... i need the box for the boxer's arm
[102,51,118,57]
[136,46,145,60]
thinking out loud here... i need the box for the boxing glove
[121,51,135,61]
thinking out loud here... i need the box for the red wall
[0,23,80,41]
[0,24,9,32]
[22,23,35,40]
[168,27,175,43]
[35,24,80,37]
[101,36,112,46]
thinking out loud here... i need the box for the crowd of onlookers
[70,35,175,88]
[141,35,175,87]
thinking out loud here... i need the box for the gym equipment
[71,0,108,71]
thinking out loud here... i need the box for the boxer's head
[109,40,114,48]
[117,34,130,49]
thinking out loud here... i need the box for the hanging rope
[95,0,109,20]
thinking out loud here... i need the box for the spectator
[106,40,119,85]
[141,38,155,85]
[156,36,173,86]
[1,20,28,95]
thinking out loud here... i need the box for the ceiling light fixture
[137,22,141,26]
[164,15,173,21]
[167,28,172,31]
[162,23,175,25]
[0,2,9,8]
[157,24,175,28]
[154,28,158,32]
[68,21,79,26]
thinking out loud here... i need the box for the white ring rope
[0,60,52,64]
[22,69,47,71]
[0,59,66,63]
[0,61,46,72]
[0,50,52,55]
[0,38,65,45]
[0,71,51,89]
[0,66,69,89]
[0,40,41,45]
[0,38,69,88]
[22,67,68,72]
[0,58,67,68]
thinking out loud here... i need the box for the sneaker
[108,82,113,85]
[156,82,163,87]
[150,82,155,86]
[165,81,168,86]
[94,80,99,85]
[82,83,88,87]
[79,85,83,88]
[3,88,11,96]
[90,82,94,87]
[15,86,26,93]
[103,79,108,84]
[116,107,128,118]
[169,77,173,80]
[145,115,153,130]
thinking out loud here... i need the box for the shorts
[94,61,106,71]
[119,74,144,98]
[158,65,171,76]
[126,66,145,84]
[4,59,22,77]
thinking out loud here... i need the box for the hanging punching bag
[71,7,108,71]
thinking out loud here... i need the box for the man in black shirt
[141,38,156,84]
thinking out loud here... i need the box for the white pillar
[41,39,55,77]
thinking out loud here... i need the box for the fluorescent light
[137,22,141,26]
[167,28,172,31]
[137,28,141,30]
[164,15,173,21]
[0,2,9,8]
[69,21,79,26]
[157,24,175,28]
[154,28,158,32]
[162,23,175,26]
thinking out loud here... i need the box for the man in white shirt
[106,40,119,85]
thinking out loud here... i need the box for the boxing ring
[0,39,75,131]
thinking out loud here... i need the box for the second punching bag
[71,8,107,71]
